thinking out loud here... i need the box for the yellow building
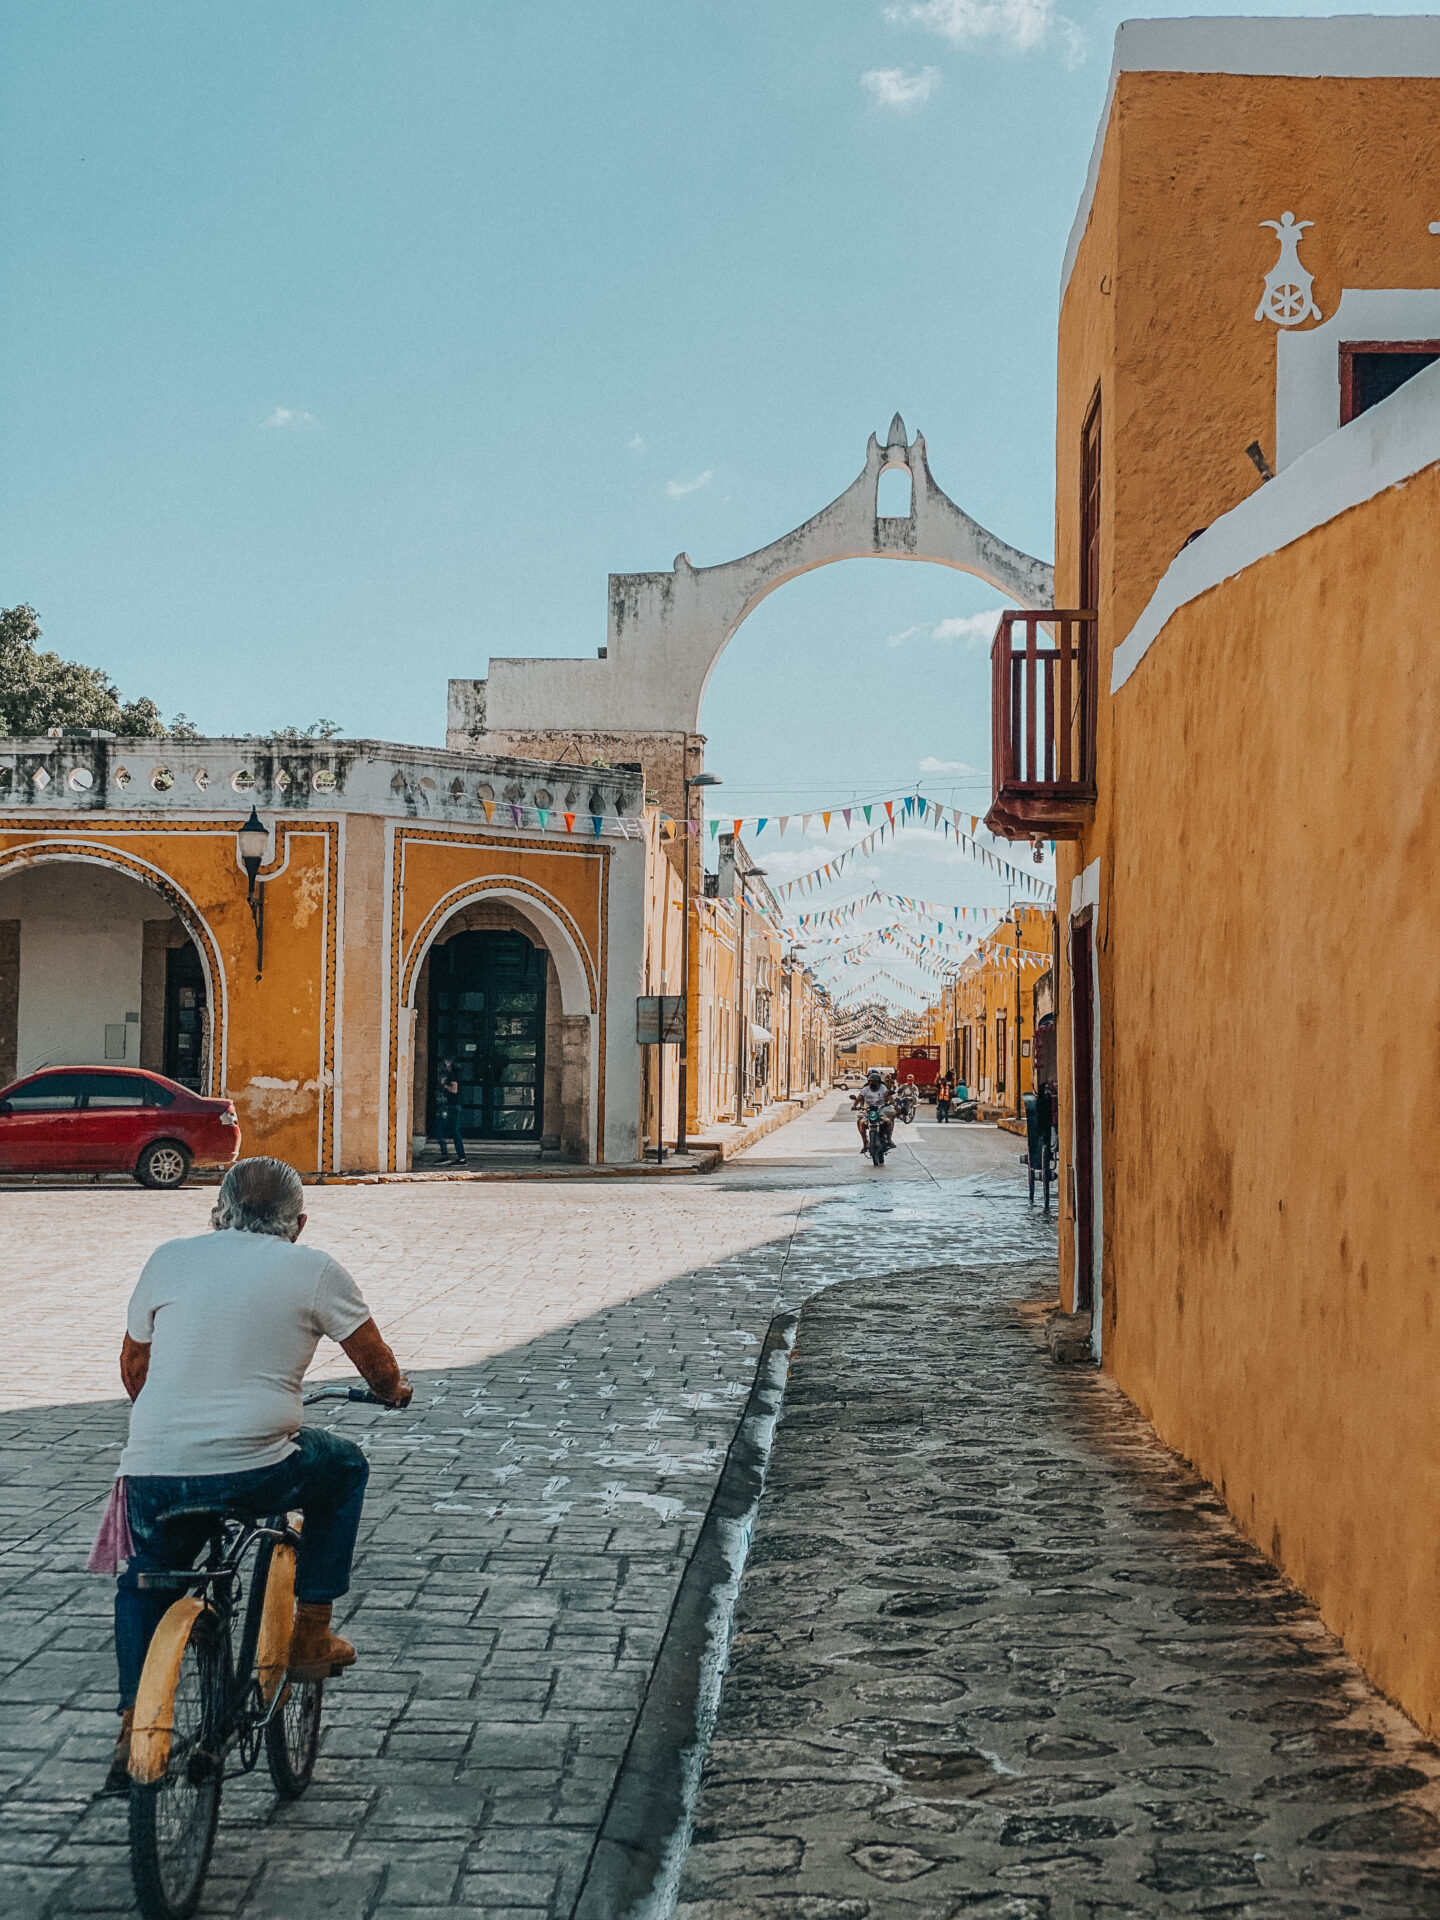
[0,734,646,1169]
[1,738,835,1171]
[986,17,1440,1732]
[939,908,1052,1109]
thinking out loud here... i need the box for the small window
[70,1074,152,1109]
[1340,341,1440,424]
[5,1076,80,1111]
[876,466,912,518]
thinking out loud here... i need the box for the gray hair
[211,1156,305,1238]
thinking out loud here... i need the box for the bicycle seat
[153,1503,254,1529]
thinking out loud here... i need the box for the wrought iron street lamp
[237,806,270,973]
[677,770,721,1155]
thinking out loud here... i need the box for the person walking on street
[936,1074,953,1123]
[436,1058,466,1165]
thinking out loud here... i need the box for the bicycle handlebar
[302,1384,400,1408]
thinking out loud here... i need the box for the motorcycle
[894,1087,918,1125]
[865,1103,896,1166]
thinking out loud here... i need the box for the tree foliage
[0,604,172,737]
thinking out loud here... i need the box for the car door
[68,1073,156,1170]
[0,1074,84,1171]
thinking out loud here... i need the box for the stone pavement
[677,1269,1440,1919]
[0,1100,1052,1917]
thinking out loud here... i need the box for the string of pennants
[472,800,644,838]
[787,890,1050,934]
[688,794,1058,903]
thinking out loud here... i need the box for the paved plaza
[2,1099,1438,1918]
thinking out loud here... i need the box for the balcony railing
[985,609,1097,841]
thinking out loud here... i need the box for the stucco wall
[1104,461,1440,1731]
[1053,59,1440,1320]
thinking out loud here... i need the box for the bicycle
[126,1385,393,1920]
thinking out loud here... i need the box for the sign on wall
[636,995,685,1045]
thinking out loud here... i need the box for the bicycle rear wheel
[129,1609,225,1920]
[265,1676,323,1797]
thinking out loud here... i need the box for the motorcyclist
[851,1069,895,1154]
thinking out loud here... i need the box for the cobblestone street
[3,1098,1438,1918]
[0,1099,1049,1918]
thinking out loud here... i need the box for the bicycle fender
[256,1541,298,1704]
[130,1596,205,1786]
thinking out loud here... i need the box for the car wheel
[136,1140,192,1190]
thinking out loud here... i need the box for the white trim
[1068,856,1103,1363]
[1070,855,1101,920]
[1112,354,1440,692]
[1276,288,1440,469]
[378,820,397,1171]
[1062,17,1440,303]
[330,815,345,1174]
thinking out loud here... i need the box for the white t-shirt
[120,1230,372,1478]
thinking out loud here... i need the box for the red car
[0,1066,240,1188]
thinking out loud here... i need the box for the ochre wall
[1103,465,1440,1732]
[1053,67,1440,1315]
[0,815,337,1171]
[388,828,610,1168]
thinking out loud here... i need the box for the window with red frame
[1340,341,1440,424]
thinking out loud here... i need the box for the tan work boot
[288,1601,357,1681]
[101,1708,134,1797]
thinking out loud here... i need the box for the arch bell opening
[408,896,592,1165]
[0,858,214,1092]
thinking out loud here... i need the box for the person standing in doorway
[436,1059,466,1166]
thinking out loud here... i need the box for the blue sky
[2,0,1421,1004]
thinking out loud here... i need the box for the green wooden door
[428,930,546,1140]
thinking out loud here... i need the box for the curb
[570,1308,798,1920]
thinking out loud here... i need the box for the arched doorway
[406,894,593,1163]
[425,928,547,1143]
[0,859,216,1092]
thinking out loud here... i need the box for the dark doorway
[1080,386,1102,613]
[163,943,207,1091]
[427,930,546,1141]
[1340,341,1440,423]
[1069,913,1096,1314]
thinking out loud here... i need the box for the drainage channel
[570,1307,798,1920]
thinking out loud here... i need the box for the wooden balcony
[985,609,1097,841]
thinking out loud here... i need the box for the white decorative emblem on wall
[1255,212,1321,326]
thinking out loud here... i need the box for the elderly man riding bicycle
[101,1156,411,1795]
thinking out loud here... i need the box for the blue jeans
[114,1425,368,1711]
[436,1104,465,1160]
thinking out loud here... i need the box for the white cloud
[918,755,980,774]
[666,469,712,499]
[885,0,1083,63]
[860,65,941,109]
[627,433,646,453]
[260,406,319,430]
[889,608,1004,648]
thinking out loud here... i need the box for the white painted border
[1112,354,1440,692]
[1276,288,1440,469]
[1062,17,1440,303]
[1069,856,1103,1362]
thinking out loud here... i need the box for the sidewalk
[677,1266,1440,1917]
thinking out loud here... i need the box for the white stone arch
[467,417,1055,739]
[394,877,598,1166]
[0,841,228,1094]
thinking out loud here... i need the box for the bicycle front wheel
[265,1676,323,1797]
[129,1607,225,1920]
